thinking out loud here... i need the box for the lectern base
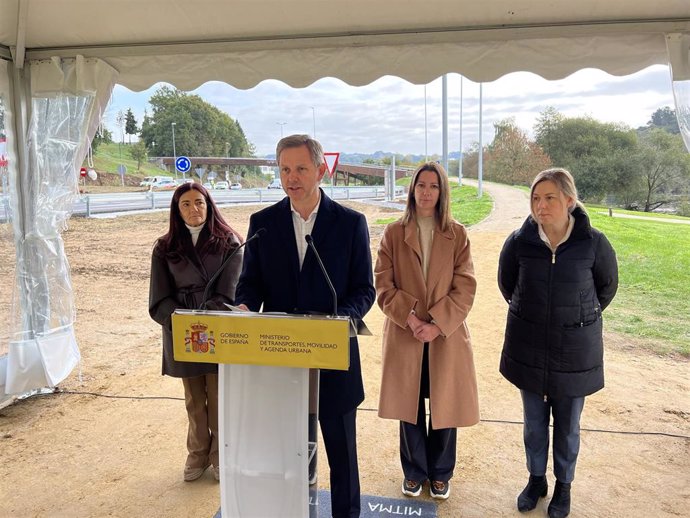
[219,364,312,518]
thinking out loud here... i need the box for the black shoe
[430,480,450,500]
[401,479,423,497]
[548,481,571,518]
[517,475,548,512]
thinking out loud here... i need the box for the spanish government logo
[184,322,216,354]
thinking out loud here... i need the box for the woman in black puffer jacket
[498,168,618,518]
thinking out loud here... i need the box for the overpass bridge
[157,157,413,186]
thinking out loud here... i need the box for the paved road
[464,180,690,231]
[463,179,529,235]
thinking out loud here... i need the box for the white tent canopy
[0,0,689,398]
[1,1,689,88]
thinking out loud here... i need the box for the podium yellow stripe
[172,311,350,370]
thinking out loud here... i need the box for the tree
[115,110,125,145]
[533,106,564,159]
[644,106,680,135]
[486,118,551,185]
[129,140,148,171]
[139,86,253,163]
[91,127,113,152]
[458,142,481,179]
[636,129,690,211]
[124,108,138,143]
[534,110,639,201]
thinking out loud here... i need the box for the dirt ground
[0,182,688,518]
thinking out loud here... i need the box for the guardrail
[0,186,406,222]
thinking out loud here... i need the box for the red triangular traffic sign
[324,152,340,178]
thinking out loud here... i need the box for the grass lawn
[588,204,690,221]
[89,142,168,179]
[588,211,690,356]
[375,183,493,227]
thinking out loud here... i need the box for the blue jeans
[520,390,585,483]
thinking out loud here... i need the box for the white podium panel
[219,364,309,517]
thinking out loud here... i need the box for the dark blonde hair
[530,167,586,221]
[402,162,452,232]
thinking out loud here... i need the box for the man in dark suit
[235,134,375,518]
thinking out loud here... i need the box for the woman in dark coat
[149,182,243,482]
[498,168,618,518]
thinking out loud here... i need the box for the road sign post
[176,156,192,179]
[117,164,127,186]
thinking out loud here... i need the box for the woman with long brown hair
[149,182,243,482]
[375,162,479,501]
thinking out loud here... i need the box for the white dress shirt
[291,192,321,269]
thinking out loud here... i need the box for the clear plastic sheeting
[667,33,690,152]
[3,57,117,395]
[672,80,690,153]
[17,95,93,332]
[0,59,14,402]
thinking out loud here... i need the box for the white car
[267,179,282,189]
[230,183,242,190]
[150,177,177,189]
[139,177,154,187]
[215,181,229,190]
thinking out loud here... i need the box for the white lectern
[172,310,350,518]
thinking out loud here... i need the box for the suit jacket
[235,191,375,418]
[149,227,243,378]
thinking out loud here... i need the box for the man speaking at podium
[235,134,375,518]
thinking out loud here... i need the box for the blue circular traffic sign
[175,156,191,173]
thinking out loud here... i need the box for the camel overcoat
[375,218,479,429]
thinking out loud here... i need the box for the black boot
[548,481,571,518]
[517,475,548,512]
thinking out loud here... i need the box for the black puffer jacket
[498,207,618,398]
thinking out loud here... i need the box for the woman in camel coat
[375,162,479,501]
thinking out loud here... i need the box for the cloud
[105,65,675,157]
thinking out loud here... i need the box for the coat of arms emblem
[184,322,216,354]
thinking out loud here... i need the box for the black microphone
[305,234,337,317]
[199,228,265,310]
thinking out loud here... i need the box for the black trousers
[320,408,360,518]
[400,343,457,483]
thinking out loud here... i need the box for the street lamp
[171,122,177,179]
[310,107,316,138]
[276,122,287,139]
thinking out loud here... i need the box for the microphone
[199,227,265,310]
[305,234,337,317]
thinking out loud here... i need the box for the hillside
[82,142,170,186]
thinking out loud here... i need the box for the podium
[172,310,351,518]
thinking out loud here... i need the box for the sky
[105,64,675,158]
